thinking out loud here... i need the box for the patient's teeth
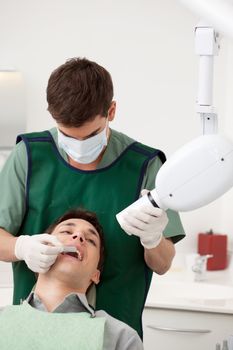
[62,246,83,261]
[76,250,81,261]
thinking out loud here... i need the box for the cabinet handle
[147,325,211,334]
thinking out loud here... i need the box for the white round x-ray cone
[116,134,233,226]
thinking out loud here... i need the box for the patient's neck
[34,274,86,312]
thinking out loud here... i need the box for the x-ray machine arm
[116,22,233,222]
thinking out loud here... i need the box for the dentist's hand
[118,190,169,249]
[14,234,63,273]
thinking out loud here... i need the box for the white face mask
[57,125,108,164]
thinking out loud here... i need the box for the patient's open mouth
[62,250,83,261]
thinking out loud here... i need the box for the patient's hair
[47,57,114,127]
[46,208,105,272]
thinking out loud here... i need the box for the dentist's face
[49,218,101,288]
[57,101,116,141]
[58,115,108,141]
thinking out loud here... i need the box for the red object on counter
[198,230,228,270]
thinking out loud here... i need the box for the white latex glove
[119,190,169,249]
[15,234,63,273]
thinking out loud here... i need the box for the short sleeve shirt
[0,128,185,241]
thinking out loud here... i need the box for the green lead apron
[13,130,166,337]
[0,302,105,350]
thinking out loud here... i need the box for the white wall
[1,0,233,254]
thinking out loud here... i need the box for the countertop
[145,264,233,314]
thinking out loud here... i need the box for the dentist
[0,57,185,337]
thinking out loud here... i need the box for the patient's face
[49,218,101,289]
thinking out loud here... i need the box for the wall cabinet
[142,307,233,350]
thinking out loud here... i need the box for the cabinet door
[142,307,233,350]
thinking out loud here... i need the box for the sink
[146,278,233,310]
[145,254,233,311]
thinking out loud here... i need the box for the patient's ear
[91,269,100,285]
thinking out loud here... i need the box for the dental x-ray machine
[116,1,233,222]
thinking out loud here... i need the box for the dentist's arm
[0,227,63,273]
[144,237,175,274]
[0,228,18,262]
[117,202,175,274]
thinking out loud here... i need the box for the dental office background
[1,0,233,274]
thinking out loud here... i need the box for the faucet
[192,254,213,281]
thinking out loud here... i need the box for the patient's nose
[72,231,85,244]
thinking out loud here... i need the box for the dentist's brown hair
[47,57,113,127]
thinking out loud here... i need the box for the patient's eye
[60,230,73,235]
[86,238,97,246]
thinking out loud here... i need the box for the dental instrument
[62,246,77,253]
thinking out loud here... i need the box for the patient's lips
[66,250,83,261]
[61,246,83,261]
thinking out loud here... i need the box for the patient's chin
[49,258,80,280]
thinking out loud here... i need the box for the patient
[0,209,143,350]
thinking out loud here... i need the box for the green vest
[13,130,166,337]
[0,302,105,350]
